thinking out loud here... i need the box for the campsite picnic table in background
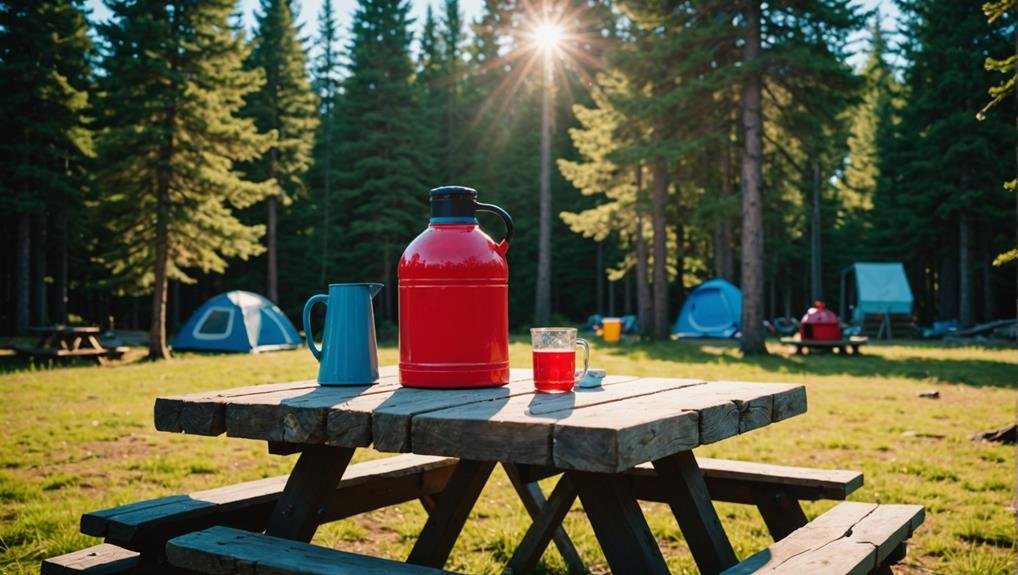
[14,325,126,365]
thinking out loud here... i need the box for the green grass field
[1,339,1014,574]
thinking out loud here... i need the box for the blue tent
[672,278,742,338]
[172,291,301,353]
[839,262,914,323]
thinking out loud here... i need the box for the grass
[0,338,1014,574]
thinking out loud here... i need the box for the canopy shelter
[672,278,742,338]
[172,291,301,353]
[839,263,914,323]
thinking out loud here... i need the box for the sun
[534,22,564,52]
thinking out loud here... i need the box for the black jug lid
[430,186,477,223]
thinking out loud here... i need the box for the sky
[85,0,901,71]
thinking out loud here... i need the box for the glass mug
[530,327,590,393]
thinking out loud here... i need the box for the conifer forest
[0,0,1015,357]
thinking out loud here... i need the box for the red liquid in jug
[533,349,576,393]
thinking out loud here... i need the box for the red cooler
[800,301,843,341]
[398,186,513,388]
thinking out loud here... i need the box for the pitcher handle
[302,294,329,361]
[475,201,514,250]
[574,338,590,383]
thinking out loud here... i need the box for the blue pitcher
[303,283,383,385]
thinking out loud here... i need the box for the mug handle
[302,294,329,361]
[573,338,590,383]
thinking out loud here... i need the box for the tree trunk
[739,0,767,354]
[321,99,332,285]
[15,216,30,336]
[634,165,652,337]
[149,105,175,360]
[715,138,735,281]
[810,161,822,302]
[30,211,47,326]
[674,216,685,313]
[982,229,994,322]
[958,210,972,327]
[651,160,669,340]
[54,207,68,324]
[623,271,631,316]
[534,54,554,326]
[170,279,181,332]
[150,189,171,359]
[595,241,604,315]
[382,243,393,321]
[938,252,958,321]
[266,195,278,303]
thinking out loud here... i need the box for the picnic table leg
[503,465,584,574]
[752,489,808,540]
[407,459,495,569]
[264,444,354,542]
[569,470,669,575]
[652,450,738,575]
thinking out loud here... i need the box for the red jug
[398,186,513,388]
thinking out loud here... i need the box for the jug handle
[475,201,514,252]
[302,294,329,361]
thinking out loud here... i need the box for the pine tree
[244,0,319,304]
[96,0,272,358]
[312,0,341,284]
[0,0,93,334]
[876,0,1014,325]
[978,0,1017,269]
[336,0,429,319]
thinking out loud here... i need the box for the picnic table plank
[167,525,454,574]
[154,365,400,436]
[722,502,924,574]
[409,377,705,467]
[224,382,397,444]
[362,369,541,452]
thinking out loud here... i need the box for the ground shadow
[597,339,1016,390]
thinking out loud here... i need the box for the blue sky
[85,0,900,70]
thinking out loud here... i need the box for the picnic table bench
[44,366,923,574]
[780,335,869,355]
[13,326,127,365]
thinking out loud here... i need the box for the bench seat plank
[630,457,863,502]
[721,501,924,574]
[41,543,140,574]
[167,526,454,574]
[82,454,457,549]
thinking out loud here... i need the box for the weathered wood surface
[154,365,401,436]
[41,544,140,575]
[506,474,579,575]
[503,463,585,574]
[154,368,806,473]
[629,457,863,501]
[166,525,456,574]
[570,470,670,575]
[82,454,457,550]
[652,450,738,574]
[721,502,925,575]
[407,459,496,568]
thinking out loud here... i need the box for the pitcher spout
[367,283,383,298]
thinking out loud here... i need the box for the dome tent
[172,291,301,353]
[672,278,742,338]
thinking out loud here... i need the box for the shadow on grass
[593,339,1017,390]
[0,347,149,374]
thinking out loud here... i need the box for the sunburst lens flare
[534,22,564,52]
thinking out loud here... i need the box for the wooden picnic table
[153,365,808,574]
[14,325,126,365]
[780,336,868,355]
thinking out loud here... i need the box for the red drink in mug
[531,328,589,393]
